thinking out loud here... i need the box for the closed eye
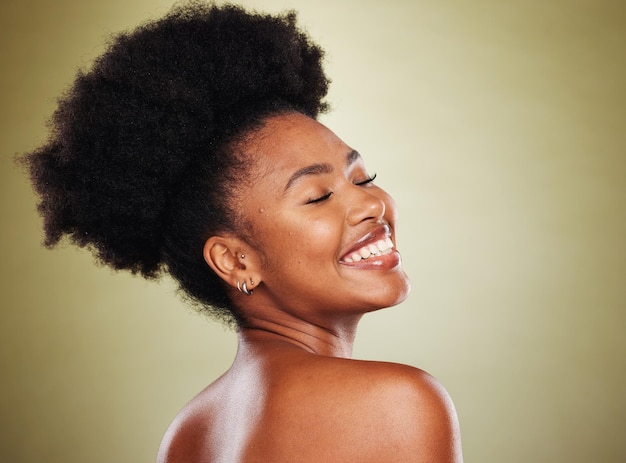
[354,173,377,186]
[306,191,333,204]
[306,174,376,204]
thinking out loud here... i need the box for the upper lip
[339,223,393,262]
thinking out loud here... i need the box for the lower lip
[339,250,402,270]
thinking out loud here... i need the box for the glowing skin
[231,112,411,338]
[159,113,462,463]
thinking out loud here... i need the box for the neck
[237,312,362,359]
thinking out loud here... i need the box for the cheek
[258,212,341,270]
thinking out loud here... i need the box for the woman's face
[235,112,410,322]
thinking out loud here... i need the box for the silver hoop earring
[241,281,253,296]
[236,280,253,296]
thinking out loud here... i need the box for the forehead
[245,112,352,178]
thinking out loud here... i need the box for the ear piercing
[237,280,253,296]
[236,253,253,295]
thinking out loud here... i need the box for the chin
[389,267,412,305]
[389,282,411,308]
[367,275,411,313]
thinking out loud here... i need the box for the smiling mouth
[341,237,395,263]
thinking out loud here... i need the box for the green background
[1,0,624,461]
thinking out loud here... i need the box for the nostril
[347,189,386,225]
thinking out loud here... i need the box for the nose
[346,185,386,225]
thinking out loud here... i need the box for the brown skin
[157,113,463,462]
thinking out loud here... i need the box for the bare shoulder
[155,386,217,463]
[357,360,463,462]
[156,355,463,462]
[267,356,463,462]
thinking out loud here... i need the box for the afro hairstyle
[22,2,330,325]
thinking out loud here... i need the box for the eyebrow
[284,150,362,192]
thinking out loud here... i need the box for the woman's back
[158,338,462,463]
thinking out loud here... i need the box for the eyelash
[355,173,377,186]
[305,173,377,204]
[306,192,333,204]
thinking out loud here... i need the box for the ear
[202,235,262,292]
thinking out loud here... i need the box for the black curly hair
[22,2,330,325]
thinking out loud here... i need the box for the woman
[23,3,462,462]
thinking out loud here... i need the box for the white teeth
[343,237,394,262]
